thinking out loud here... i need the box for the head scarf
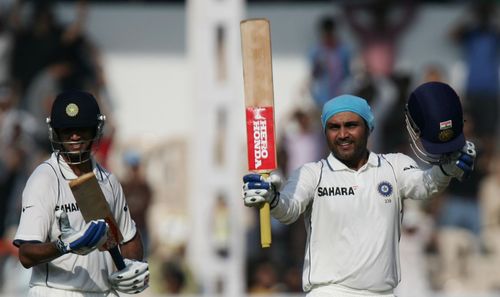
[321,94,375,132]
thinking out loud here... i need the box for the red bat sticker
[246,106,276,171]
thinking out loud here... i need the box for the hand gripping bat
[69,172,126,270]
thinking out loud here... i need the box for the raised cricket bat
[241,18,277,248]
[69,172,126,270]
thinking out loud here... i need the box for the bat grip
[109,246,126,270]
[259,202,272,248]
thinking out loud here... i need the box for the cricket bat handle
[259,172,272,248]
[109,246,126,270]
[259,202,271,248]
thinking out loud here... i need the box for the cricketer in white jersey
[243,94,476,297]
[14,153,136,295]
[13,90,149,296]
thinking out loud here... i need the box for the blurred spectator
[0,83,40,292]
[247,258,283,294]
[376,73,412,153]
[278,108,326,178]
[159,246,198,294]
[212,194,230,258]
[308,15,351,109]
[449,2,500,152]
[419,62,447,85]
[343,0,417,79]
[0,84,41,235]
[22,57,73,132]
[10,0,101,106]
[479,154,500,289]
[395,201,433,297]
[343,0,417,154]
[10,0,66,99]
[0,0,21,86]
[161,260,186,294]
[121,150,153,257]
[282,263,302,293]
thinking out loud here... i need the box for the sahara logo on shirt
[55,203,80,213]
[377,181,393,197]
[318,186,355,197]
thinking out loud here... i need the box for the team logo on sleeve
[22,205,34,212]
[403,164,418,171]
[377,181,393,197]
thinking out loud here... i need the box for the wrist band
[270,192,280,209]
[55,238,68,254]
[439,164,451,176]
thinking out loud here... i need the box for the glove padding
[242,173,281,208]
[109,259,150,294]
[440,141,476,181]
[55,210,108,255]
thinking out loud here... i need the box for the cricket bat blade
[69,172,126,270]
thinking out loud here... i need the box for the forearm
[271,192,303,225]
[404,166,451,200]
[18,241,63,268]
[271,165,316,224]
[120,231,144,261]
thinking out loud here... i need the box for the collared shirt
[271,152,450,293]
[13,153,136,293]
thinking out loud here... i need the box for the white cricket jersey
[271,152,451,294]
[14,153,137,294]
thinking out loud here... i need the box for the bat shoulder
[291,160,323,181]
[28,161,60,183]
[380,153,421,172]
[381,152,415,163]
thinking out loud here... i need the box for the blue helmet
[405,82,465,164]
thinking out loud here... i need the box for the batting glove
[109,259,150,294]
[242,173,281,208]
[440,140,476,181]
[55,210,108,255]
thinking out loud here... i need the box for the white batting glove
[55,210,108,255]
[440,141,476,181]
[109,259,150,294]
[242,173,282,208]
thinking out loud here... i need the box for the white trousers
[28,286,119,297]
[306,285,395,297]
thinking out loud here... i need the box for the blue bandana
[321,94,375,132]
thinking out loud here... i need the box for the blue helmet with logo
[405,81,465,164]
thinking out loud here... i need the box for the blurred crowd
[0,1,498,296]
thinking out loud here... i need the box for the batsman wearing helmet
[242,82,475,297]
[13,91,149,296]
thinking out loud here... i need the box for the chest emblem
[377,181,393,197]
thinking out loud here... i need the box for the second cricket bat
[69,172,126,270]
[241,18,277,248]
